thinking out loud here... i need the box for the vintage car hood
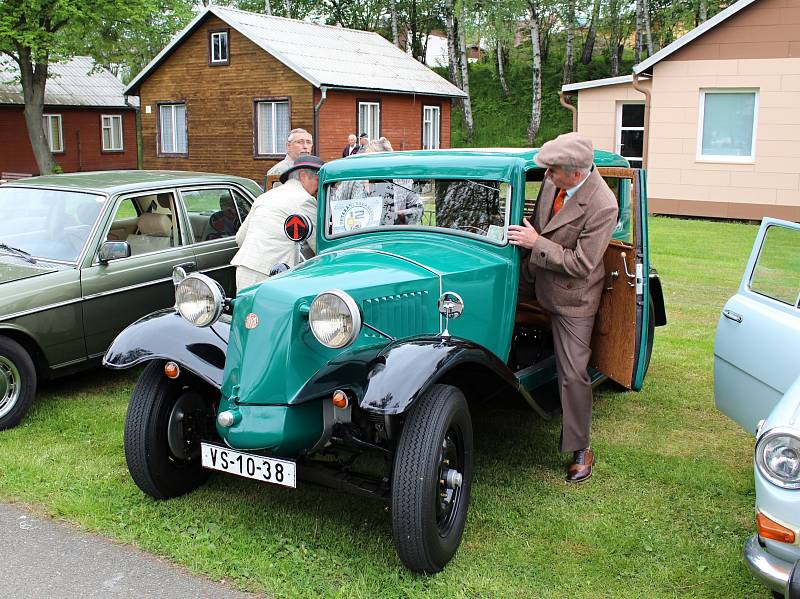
[223,244,445,408]
[0,258,66,284]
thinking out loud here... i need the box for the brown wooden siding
[0,105,137,175]
[668,0,800,62]
[138,14,314,183]
[315,89,452,163]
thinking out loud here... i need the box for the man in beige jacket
[232,155,324,292]
[508,132,618,483]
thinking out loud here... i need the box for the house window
[42,114,63,153]
[422,105,441,150]
[210,30,229,65]
[615,103,644,169]
[358,101,380,140]
[255,100,290,155]
[698,90,758,162]
[101,115,124,151]
[159,103,187,155]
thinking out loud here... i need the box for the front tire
[0,337,37,430]
[391,384,473,573]
[124,361,214,499]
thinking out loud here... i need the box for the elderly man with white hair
[267,128,313,181]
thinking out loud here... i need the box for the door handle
[176,261,196,271]
[722,309,743,323]
[620,252,635,287]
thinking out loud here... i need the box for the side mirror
[98,240,130,264]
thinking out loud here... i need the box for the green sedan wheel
[0,337,36,430]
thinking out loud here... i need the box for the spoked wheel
[391,384,473,573]
[124,361,215,499]
[0,337,36,430]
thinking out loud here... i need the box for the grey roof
[126,6,466,99]
[0,56,136,108]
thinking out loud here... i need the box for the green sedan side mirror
[98,241,131,264]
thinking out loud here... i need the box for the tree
[457,0,474,140]
[580,0,600,64]
[527,1,542,144]
[562,0,575,85]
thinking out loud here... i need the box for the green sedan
[0,170,261,430]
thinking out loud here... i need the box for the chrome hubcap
[0,356,21,419]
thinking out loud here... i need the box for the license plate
[201,443,296,488]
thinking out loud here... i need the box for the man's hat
[534,132,594,170]
[359,132,369,139]
[279,155,325,184]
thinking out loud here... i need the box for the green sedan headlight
[309,290,362,349]
[175,273,225,328]
[756,428,800,490]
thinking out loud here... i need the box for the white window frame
[159,103,187,155]
[696,89,758,164]
[42,114,63,153]
[358,101,380,141]
[256,100,290,156]
[101,114,124,151]
[210,31,229,64]
[615,102,644,167]
[423,105,441,150]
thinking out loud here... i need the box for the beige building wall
[575,81,650,155]
[646,57,800,220]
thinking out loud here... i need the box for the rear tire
[0,337,36,430]
[124,361,213,499]
[391,384,473,573]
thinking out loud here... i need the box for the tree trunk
[497,40,509,97]
[563,0,575,85]
[284,0,292,18]
[644,0,654,55]
[635,0,643,64]
[527,3,542,144]
[608,0,621,76]
[699,0,708,22]
[264,0,272,16]
[445,0,462,88]
[390,0,399,46]
[17,49,55,175]
[458,1,474,141]
[581,0,599,64]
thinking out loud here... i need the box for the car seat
[126,212,172,255]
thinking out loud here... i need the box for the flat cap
[534,132,594,170]
[359,132,369,139]
[279,154,325,183]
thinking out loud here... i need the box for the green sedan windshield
[325,178,510,243]
[0,187,105,263]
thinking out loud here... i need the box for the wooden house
[0,56,138,176]
[124,6,467,183]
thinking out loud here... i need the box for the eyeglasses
[289,138,313,146]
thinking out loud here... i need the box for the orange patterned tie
[553,188,567,216]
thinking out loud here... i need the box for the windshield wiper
[0,243,36,264]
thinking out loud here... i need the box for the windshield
[325,178,510,243]
[0,187,106,262]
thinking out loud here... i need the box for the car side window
[182,188,246,242]
[750,224,800,307]
[109,192,181,256]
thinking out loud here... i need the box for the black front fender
[102,309,229,389]
[296,336,546,417]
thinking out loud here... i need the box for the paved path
[0,503,254,599]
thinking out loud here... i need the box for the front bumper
[744,535,799,597]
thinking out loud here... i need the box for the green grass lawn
[0,216,769,597]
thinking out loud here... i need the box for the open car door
[590,168,651,391]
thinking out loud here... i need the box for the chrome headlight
[175,273,225,327]
[309,290,361,348]
[756,428,800,490]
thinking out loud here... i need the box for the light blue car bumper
[744,535,800,598]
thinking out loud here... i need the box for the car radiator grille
[362,291,432,339]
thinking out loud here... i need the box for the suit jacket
[521,167,618,318]
[231,178,317,274]
[342,144,358,158]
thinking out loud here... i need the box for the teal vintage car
[0,171,261,430]
[105,149,667,573]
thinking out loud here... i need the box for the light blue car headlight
[756,427,800,490]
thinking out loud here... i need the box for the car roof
[321,147,630,181]
[3,170,260,195]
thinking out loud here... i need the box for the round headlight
[175,273,224,327]
[309,290,361,348]
[756,428,800,490]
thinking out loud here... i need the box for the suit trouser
[551,313,596,453]
[235,265,268,293]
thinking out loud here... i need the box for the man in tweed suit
[508,132,618,483]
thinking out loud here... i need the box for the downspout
[559,91,577,132]
[631,72,650,169]
[313,86,327,157]
[124,93,142,169]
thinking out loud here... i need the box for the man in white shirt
[342,134,358,157]
[266,128,314,182]
[233,155,325,292]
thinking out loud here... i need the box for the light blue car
[715,217,800,599]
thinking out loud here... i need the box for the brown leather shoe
[566,448,594,483]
